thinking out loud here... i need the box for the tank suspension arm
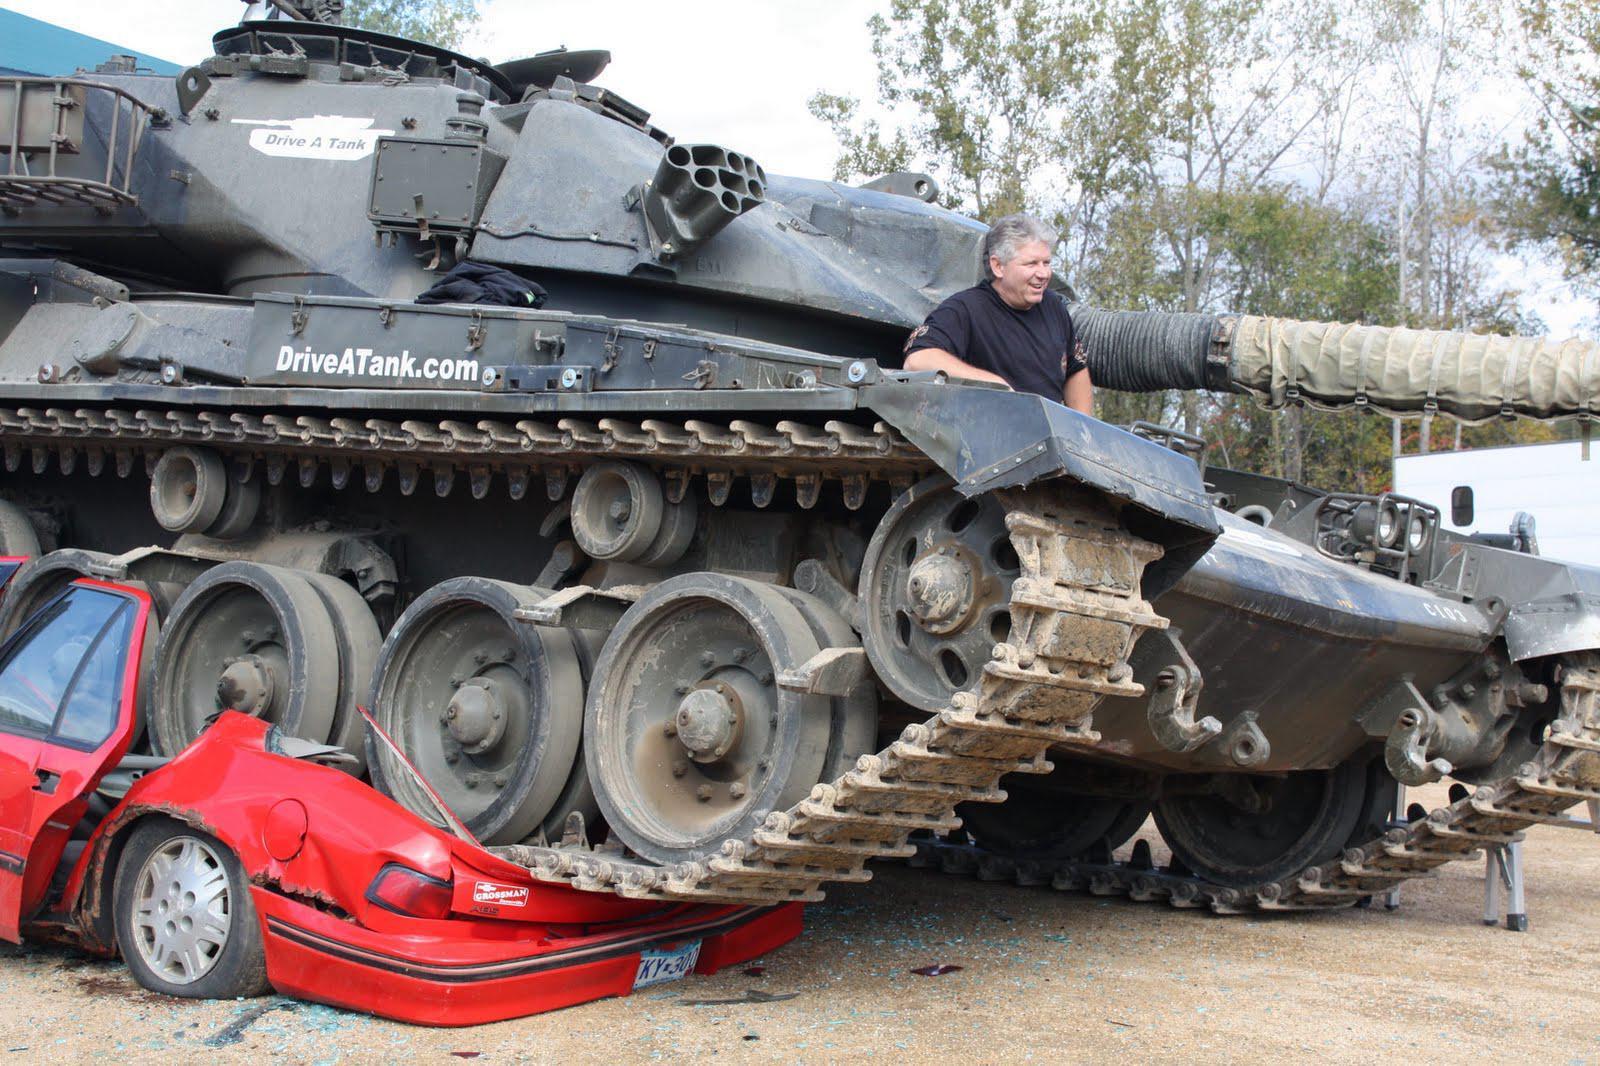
[1074,305,1600,425]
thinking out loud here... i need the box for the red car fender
[70,713,664,949]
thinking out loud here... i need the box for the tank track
[910,656,1600,914]
[493,484,1169,903]
[0,405,933,505]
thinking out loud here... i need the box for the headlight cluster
[1316,492,1439,583]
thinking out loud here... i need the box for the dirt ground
[3,783,1597,1063]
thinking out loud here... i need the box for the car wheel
[113,818,270,999]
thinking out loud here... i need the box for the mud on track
[2,784,1597,1063]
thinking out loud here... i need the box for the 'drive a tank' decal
[231,115,394,161]
[272,344,482,386]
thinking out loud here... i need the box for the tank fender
[1439,544,1600,661]
[1505,596,1600,661]
[862,380,1218,593]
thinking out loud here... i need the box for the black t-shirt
[903,281,1087,401]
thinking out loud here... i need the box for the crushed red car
[0,576,800,1025]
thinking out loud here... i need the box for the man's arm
[903,347,1012,387]
[1063,366,1093,414]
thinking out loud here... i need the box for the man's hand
[1063,366,1093,414]
[903,348,1012,388]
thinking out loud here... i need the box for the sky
[0,0,1592,337]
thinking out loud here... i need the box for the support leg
[1483,842,1529,932]
[1504,839,1527,932]
[1483,845,1503,927]
[1384,785,1406,911]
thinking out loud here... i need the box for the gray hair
[982,214,1058,278]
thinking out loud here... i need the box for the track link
[0,405,932,508]
[492,483,1170,903]
[911,656,1600,914]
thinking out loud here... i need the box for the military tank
[0,9,1597,915]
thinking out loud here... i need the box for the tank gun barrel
[1075,306,1600,423]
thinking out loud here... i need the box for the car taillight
[366,863,453,919]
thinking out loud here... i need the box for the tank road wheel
[959,768,1150,860]
[859,476,1018,712]
[0,499,41,558]
[778,587,878,782]
[148,562,340,756]
[300,573,382,774]
[586,573,835,865]
[1154,759,1370,887]
[367,579,586,845]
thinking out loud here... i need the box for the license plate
[633,941,702,990]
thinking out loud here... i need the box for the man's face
[989,240,1053,310]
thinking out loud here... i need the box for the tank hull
[1093,512,1495,772]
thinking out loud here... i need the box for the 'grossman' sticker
[232,115,395,160]
[472,881,529,907]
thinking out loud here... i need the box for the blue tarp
[0,9,181,77]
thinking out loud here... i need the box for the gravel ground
[3,783,1597,1063]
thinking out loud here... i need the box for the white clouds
[463,0,880,177]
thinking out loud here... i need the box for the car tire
[113,817,270,1000]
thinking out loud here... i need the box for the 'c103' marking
[275,344,479,384]
[1422,601,1474,624]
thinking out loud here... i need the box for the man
[902,213,1093,414]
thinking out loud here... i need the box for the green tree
[1496,0,1600,304]
[809,0,1114,226]
[342,0,481,50]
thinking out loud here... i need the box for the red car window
[0,589,134,749]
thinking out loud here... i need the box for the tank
[0,13,1597,915]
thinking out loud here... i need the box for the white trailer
[1393,440,1600,566]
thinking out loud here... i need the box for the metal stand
[1481,799,1600,932]
[1484,840,1528,931]
[1382,785,1406,910]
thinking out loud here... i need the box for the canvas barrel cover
[1226,315,1600,422]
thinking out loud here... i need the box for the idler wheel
[150,447,229,534]
[1154,759,1370,887]
[859,476,1018,711]
[0,499,41,558]
[204,472,261,540]
[367,578,585,845]
[149,562,340,756]
[586,573,834,864]
[959,763,1150,859]
[633,487,698,568]
[571,461,664,562]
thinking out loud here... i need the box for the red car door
[0,581,150,941]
